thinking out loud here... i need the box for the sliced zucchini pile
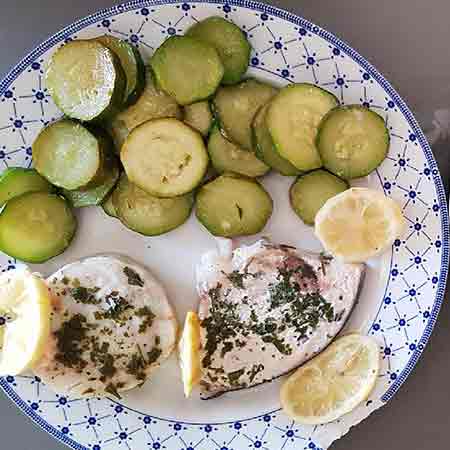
[112,175,194,236]
[208,125,269,177]
[121,118,208,197]
[317,105,389,179]
[151,36,224,105]
[184,101,214,136]
[107,68,182,150]
[187,16,250,85]
[267,84,338,171]
[45,40,126,121]
[196,174,273,237]
[213,79,277,151]
[290,170,349,225]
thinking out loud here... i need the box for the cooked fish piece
[196,238,365,397]
[33,255,177,398]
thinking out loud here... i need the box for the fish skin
[196,239,365,398]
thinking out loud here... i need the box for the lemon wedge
[0,269,52,375]
[315,187,405,262]
[280,334,380,425]
[179,311,202,397]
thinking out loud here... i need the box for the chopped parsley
[227,368,245,386]
[147,347,162,364]
[123,266,144,287]
[71,286,101,305]
[136,306,155,334]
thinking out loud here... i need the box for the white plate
[0,1,447,449]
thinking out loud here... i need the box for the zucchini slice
[184,101,214,136]
[63,156,120,207]
[95,35,145,106]
[0,192,76,263]
[252,104,301,176]
[186,16,250,85]
[267,84,338,171]
[208,125,269,177]
[317,105,390,179]
[213,79,277,151]
[33,120,109,190]
[107,68,182,151]
[102,192,117,218]
[290,170,349,225]
[121,118,209,197]
[0,168,53,207]
[151,36,224,105]
[45,40,125,121]
[196,174,273,237]
[113,175,193,236]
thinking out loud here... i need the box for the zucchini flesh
[151,36,224,105]
[113,175,193,236]
[290,170,349,225]
[252,104,300,176]
[45,40,125,121]
[317,105,389,179]
[107,68,182,151]
[33,120,103,190]
[213,79,277,151]
[187,16,250,85]
[95,35,145,106]
[0,192,76,263]
[102,192,117,218]
[63,156,120,207]
[196,174,273,237]
[121,118,208,197]
[208,125,269,177]
[0,168,53,207]
[184,101,214,136]
[267,84,338,171]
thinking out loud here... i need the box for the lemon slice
[179,311,202,397]
[280,334,380,425]
[315,187,405,262]
[0,269,52,375]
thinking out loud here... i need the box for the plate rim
[0,1,448,449]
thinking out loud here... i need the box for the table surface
[0,1,448,448]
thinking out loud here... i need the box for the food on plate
[102,192,118,218]
[112,175,194,236]
[195,238,365,397]
[196,174,273,237]
[252,104,301,176]
[95,34,145,106]
[213,79,278,151]
[315,187,405,262]
[0,269,52,376]
[150,36,224,105]
[33,119,112,190]
[208,125,270,177]
[317,105,389,179]
[267,83,339,171]
[0,167,53,207]
[45,40,125,121]
[290,170,349,225]
[183,101,214,137]
[186,16,251,85]
[280,333,379,424]
[121,118,208,197]
[0,192,76,263]
[179,311,202,397]
[33,255,178,398]
[63,154,120,208]
[107,68,182,150]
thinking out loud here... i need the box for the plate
[0,1,448,449]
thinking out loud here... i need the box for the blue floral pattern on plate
[0,1,447,449]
